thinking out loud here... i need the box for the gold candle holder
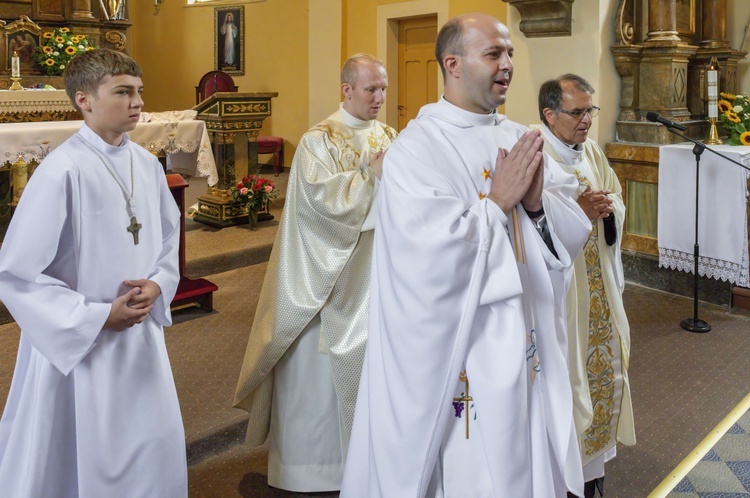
[705,117,723,145]
[9,77,23,91]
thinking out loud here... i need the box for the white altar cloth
[0,89,75,115]
[0,114,218,186]
[658,143,750,287]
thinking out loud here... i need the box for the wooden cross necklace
[76,133,142,244]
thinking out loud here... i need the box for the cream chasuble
[0,124,186,497]
[540,125,636,469]
[233,107,396,463]
[342,98,591,498]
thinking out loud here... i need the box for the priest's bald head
[435,13,513,114]
[340,53,388,121]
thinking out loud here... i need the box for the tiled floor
[667,410,750,497]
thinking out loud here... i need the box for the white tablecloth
[658,144,750,286]
[0,113,218,186]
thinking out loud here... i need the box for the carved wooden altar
[0,5,131,90]
[192,91,278,228]
[0,89,80,122]
[607,0,747,256]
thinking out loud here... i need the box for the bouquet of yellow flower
[35,28,94,76]
[718,92,750,145]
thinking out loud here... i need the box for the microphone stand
[658,125,750,333]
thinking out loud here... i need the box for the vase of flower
[229,174,278,228]
[247,206,259,230]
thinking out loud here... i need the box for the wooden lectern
[192,91,278,228]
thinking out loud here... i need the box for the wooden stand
[167,174,218,311]
[192,187,273,228]
[192,91,277,228]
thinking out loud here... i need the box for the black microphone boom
[646,112,687,131]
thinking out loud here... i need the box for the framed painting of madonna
[214,5,244,76]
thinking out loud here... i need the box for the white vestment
[0,124,186,497]
[342,98,591,498]
[221,21,238,65]
[234,107,396,492]
[539,126,636,475]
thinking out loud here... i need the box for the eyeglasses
[558,106,600,119]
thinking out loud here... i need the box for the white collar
[78,122,132,156]
[430,96,504,127]
[540,125,583,165]
[339,103,375,129]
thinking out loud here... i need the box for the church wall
[341,0,505,127]
[309,0,343,127]
[505,0,619,146]
[128,0,309,159]
[343,0,505,55]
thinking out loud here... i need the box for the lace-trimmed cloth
[658,144,750,286]
[0,117,218,186]
[0,89,75,114]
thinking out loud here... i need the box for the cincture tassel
[511,208,526,264]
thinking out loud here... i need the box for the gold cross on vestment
[453,370,473,439]
[127,216,142,245]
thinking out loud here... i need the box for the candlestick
[8,50,23,91]
[705,57,722,145]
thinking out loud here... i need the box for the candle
[11,51,20,79]
[707,59,719,119]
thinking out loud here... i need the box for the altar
[658,144,750,287]
[0,89,79,123]
[0,112,218,185]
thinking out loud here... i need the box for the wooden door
[397,15,438,131]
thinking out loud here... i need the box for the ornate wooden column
[639,0,697,126]
[687,0,746,118]
[645,0,679,42]
[701,0,728,48]
[70,0,96,20]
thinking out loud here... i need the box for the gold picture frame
[214,5,244,76]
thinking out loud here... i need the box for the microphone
[646,112,687,131]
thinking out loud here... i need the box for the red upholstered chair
[195,70,238,104]
[257,136,285,176]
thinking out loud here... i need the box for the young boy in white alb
[0,49,187,497]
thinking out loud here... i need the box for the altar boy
[0,49,187,496]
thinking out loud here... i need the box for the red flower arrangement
[229,174,279,226]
